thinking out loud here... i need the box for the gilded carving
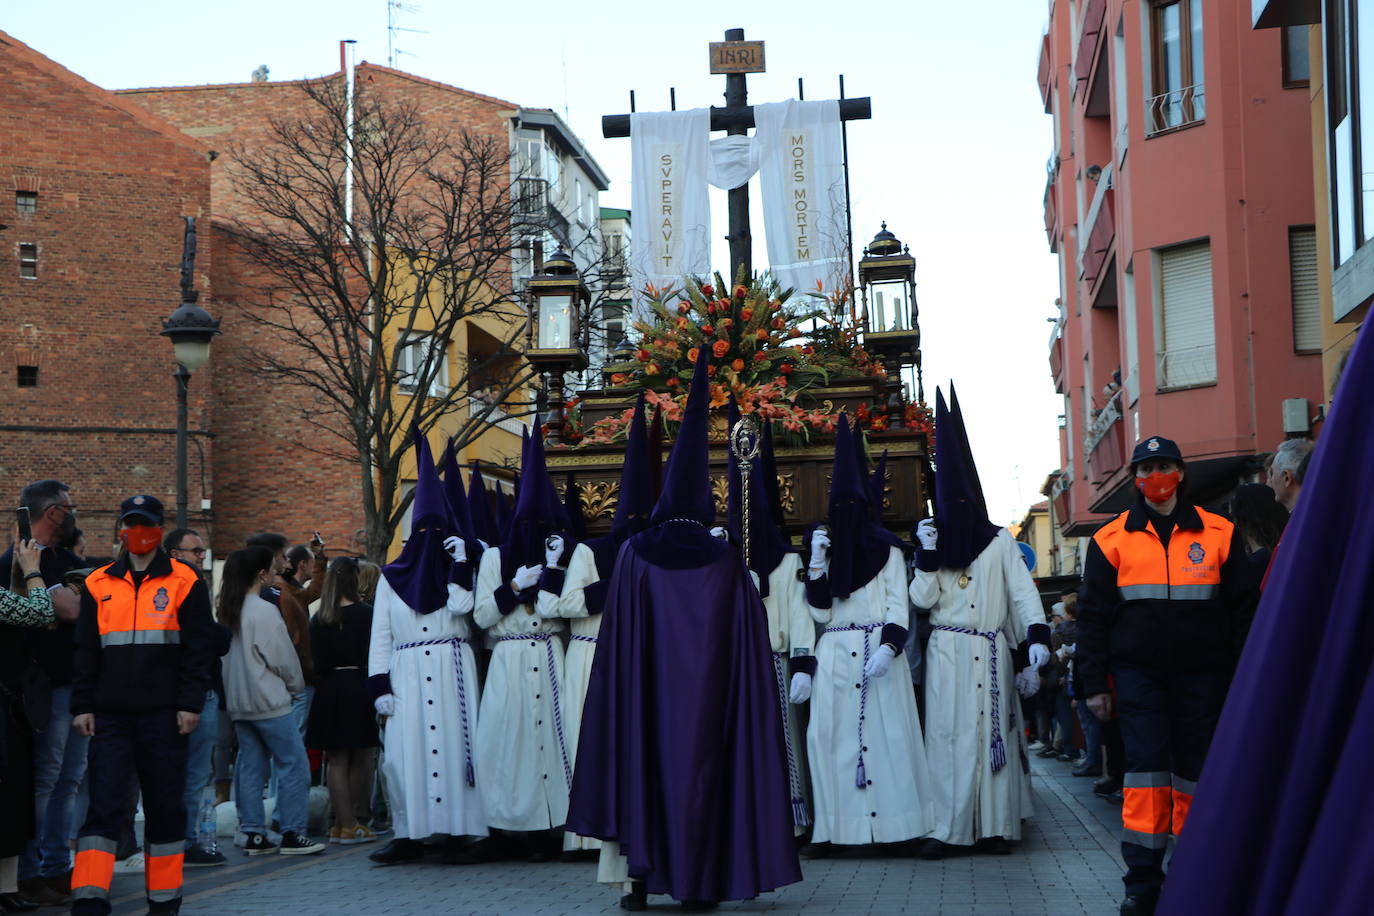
[776,472,796,514]
[559,480,619,521]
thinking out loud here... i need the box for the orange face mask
[120,525,163,555]
[1136,472,1181,504]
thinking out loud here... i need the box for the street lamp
[525,248,588,445]
[858,223,922,426]
[160,218,221,528]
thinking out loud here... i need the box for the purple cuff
[804,574,832,609]
[450,561,474,592]
[1027,623,1051,647]
[914,548,940,573]
[788,655,818,677]
[540,567,567,596]
[493,583,521,616]
[881,624,908,655]
[367,673,392,700]
[582,579,610,616]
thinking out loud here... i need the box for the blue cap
[118,494,164,526]
[1131,435,1184,467]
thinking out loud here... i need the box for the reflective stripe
[1123,771,1171,788]
[1119,584,1170,600]
[1170,584,1218,600]
[1122,827,1171,850]
[1171,774,1199,795]
[72,844,116,899]
[100,629,182,647]
[145,847,184,895]
[148,887,183,903]
[1122,785,1173,836]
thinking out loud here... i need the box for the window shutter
[1158,240,1215,387]
[1289,228,1321,353]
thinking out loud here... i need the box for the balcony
[1078,163,1115,289]
[1147,84,1206,136]
[1084,393,1125,484]
[1037,32,1053,113]
[1048,330,1065,394]
[1073,0,1107,102]
[1043,159,1060,252]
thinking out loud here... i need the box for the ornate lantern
[525,248,589,444]
[858,223,923,424]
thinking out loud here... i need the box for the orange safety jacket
[71,550,214,715]
[1075,498,1254,697]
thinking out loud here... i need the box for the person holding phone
[68,495,216,916]
[0,537,56,912]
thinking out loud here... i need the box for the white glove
[1029,643,1051,670]
[864,644,896,678]
[544,535,565,569]
[1015,668,1040,698]
[374,694,395,717]
[1062,642,1076,657]
[443,535,466,563]
[916,518,938,550]
[808,529,830,577]
[477,539,489,550]
[709,526,728,540]
[512,564,543,591]
[789,672,812,703]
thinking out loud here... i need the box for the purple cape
[1158,321,1374,914]
[565,525,803,902]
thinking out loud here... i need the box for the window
[1156,240,1215,389]
[1289,227,1321,352]
[1282,25,1311,87]
[18,243,37,278]
[1122,264,1140,403]
[17,365,38,387]
[399,481,416,540]
[397,334,448,397]
[15,191,37,214]
[601,300,628,348]
[1147,0,1205,134]
[1113,19,1130,159]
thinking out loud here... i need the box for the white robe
[807,546,932,845]
[474,547,570,831]
[761,553,816,834]
[556,541,605,852]
[909,529,1043,845]
[367,576,487,840]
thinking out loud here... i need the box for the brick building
[1038,0,1325,560]
[0,30,213,551]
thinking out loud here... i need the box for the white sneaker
[1027,741,1047,753]
[114,852,145,874]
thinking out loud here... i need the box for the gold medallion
[958,574,970,589]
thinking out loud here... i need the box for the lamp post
[160,218,221,529]
[525,248,589,445]
[858,223,922,428]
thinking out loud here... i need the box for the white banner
[629,109,711,323]
[754,100,849,298]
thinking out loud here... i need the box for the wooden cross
[601,28,872,284]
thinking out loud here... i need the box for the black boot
[916,838,951,860]
[974,836,1012,855]
[368,837,425,864]
[1119,893,1158,915]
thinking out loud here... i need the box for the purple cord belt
[396,636,475,786]
[496,632,571,788]
[822,622,884,790]
[933,625,1008,772]
[772,652,809,826]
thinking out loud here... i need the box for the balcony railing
[1147,84,1206,136]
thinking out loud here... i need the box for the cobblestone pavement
[107,756,1126,915]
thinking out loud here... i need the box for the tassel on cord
[466,761,476,787]
[990,736,1007,773]
[793,799,811,827]
[856,758,867,789]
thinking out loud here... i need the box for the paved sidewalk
[108,756,1125,915]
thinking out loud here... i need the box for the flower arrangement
[582,271,886,445]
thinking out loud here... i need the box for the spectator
[1267,438,1312,514]
[1226,484,1290,591]
[244,533,322,738]
[4,480,83,909]
[219,547,324,857]
[355,561,380,604]
[165,528,233,868]
[70,494,215,916]
[306,557,380,846]
[0,539,56,913]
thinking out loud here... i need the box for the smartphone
[16,507,31,542]
[311,530,324,546]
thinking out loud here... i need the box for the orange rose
[720,318,734,329]
[772,317,785,329]
[754,352,767,362]
[636,349,651,362]
[667,378,679,388]
[646,362,662,375]
[687,347,700,363]
[731,358,745,372]
[741,308,754,321]
[701,284,714,296]
[734,285,747,298]
[701,324,714,335]
[712,339,730,358]
[780,363,794,375]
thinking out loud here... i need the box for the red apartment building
[1038,0,1325,553]
[0,30,214,548]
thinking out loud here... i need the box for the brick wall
[0,32,214,545]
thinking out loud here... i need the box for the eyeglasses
[174,547,207,556]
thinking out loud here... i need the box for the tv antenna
[386,0,428,67]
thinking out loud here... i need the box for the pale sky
[8,0,1063,525]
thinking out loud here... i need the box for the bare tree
[223,76,548,560]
